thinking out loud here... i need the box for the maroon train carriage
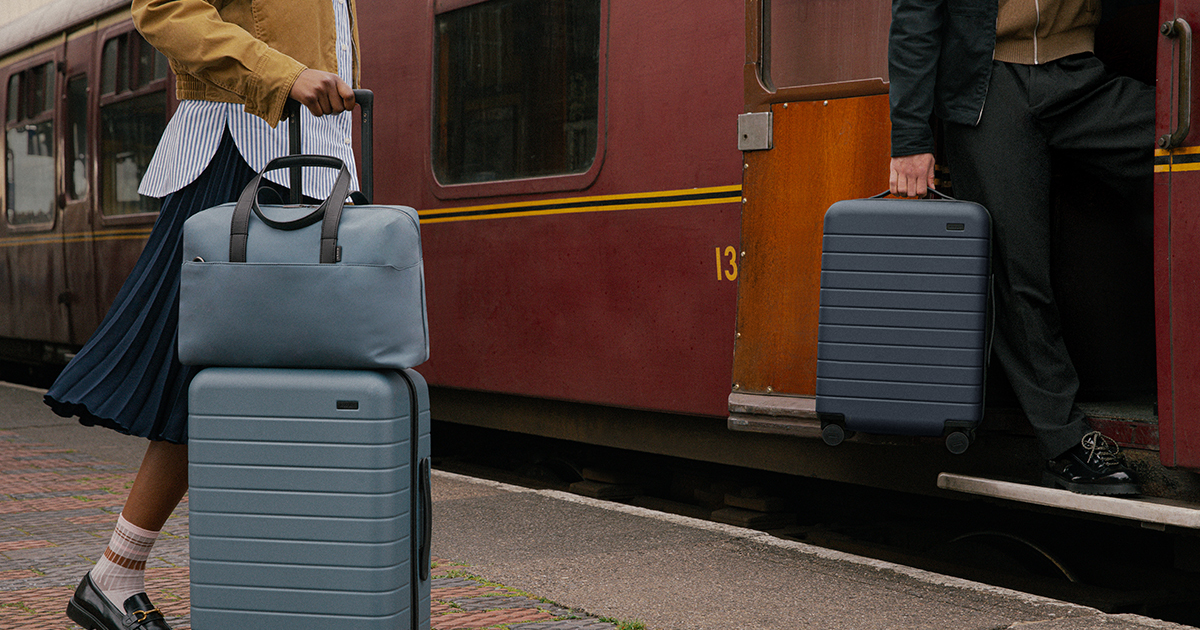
[2,0,1199,526]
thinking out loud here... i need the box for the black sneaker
[1043,431,1140,496]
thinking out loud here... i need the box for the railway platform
[0,380,1195,630]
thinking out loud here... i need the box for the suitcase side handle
[419,456,432,581]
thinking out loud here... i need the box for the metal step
[938,472,1200,530]
[727,392,821,437]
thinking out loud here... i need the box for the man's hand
[290,69,355,116]
[889,153,936,197]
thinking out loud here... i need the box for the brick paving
[429,559,616,630]
[0,430,191,630]
[0,429,627,630]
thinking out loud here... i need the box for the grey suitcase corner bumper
[816,195,992,454]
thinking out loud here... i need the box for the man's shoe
[1044,430,1140,496]
[65,573,171,630]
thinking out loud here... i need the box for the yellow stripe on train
[418,185,744,224]
[1154,162,1200,173]
[0,229,153,249]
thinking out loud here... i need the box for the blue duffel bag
[178,154,429,369]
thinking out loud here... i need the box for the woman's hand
[290,69,355,116]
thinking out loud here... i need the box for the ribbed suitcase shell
[188,368,432,630]
[816,196,990,439]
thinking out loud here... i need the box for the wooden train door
[1156,0,1200,469]
[729,0,891,432]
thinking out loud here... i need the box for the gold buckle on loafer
[124,607,162,624]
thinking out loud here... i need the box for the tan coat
[995,0,1100,64]
[131,0,360,127]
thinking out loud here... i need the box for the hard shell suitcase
[815,192,990,454]
[188,367,433,629]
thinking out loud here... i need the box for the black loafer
[1044,430,1140,496]
[66,573,171,630]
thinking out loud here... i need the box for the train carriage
[1,0,1198,520]
[1,0,169,365]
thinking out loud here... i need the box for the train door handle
[1160,18,1192,150]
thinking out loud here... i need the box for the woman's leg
[122,441,189,530]
[87,441,187,609]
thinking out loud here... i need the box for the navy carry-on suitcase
[815,192,990,454]
[188,367,433,629]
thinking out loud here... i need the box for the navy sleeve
[888,0,944,158]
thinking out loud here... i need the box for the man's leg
[1036,55,1155,221]
[944,62,1091,461]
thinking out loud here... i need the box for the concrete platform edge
[432,470,1183,628]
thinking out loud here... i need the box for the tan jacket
[131,0,360,127]
[995,0,1100,64]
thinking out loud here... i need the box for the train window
[99,31,167,216]
[433,0,600,185]
[137,39,169,87]
[766,1,889,88]
[5,74,17,122]
[67,75,88,200]
[4,62,57,227]
[101,37,127,95]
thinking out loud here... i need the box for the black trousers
[943,55,1154,459]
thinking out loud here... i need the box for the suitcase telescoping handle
[284,88,374,204]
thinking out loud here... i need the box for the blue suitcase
[815,193,991,454]
[188,367,432,629]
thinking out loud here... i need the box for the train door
[729,0,891,431]
[87,24,170,332]
[1156,0,1200,469]
[60,30,99,345]
[729,0,1175,470]
[2,45,71,353]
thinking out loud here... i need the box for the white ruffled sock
[89,514,160,608]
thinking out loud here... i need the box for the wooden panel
[732,95,891,397]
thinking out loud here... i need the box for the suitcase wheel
[945,430,973,455]
[822,423,846,447]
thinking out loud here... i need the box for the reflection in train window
[67,75,89,200]
[434,0,600,185]
[5,62,56,227]
[99,32,168,216]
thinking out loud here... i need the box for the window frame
[428,0,608,200]
[95,23,171,226]
[3,51,61,233]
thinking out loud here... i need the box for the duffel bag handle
[230,155,354,264]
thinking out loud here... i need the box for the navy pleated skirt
[44,132,259,444]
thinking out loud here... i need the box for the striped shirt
[138,0,358,200]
